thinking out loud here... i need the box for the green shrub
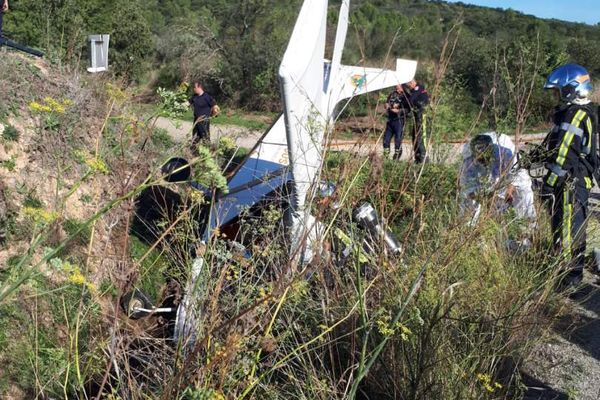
[1,124,19,142]
[23,193,43,209]
[62,218,92,246]
[151,127,175,149]
[0,156,16,172]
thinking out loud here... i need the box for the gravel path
[154,117,262,149]
[155,116,547,162]
[522,277,600,400]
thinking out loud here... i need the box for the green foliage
[155,14,221,87]
[213,113,269,131]
[6,0,152,81]
[151,127,176,149]
[158,84,190,120]
[0,156,16,172]
[63,218,92,246]
[129,235,173,300]
[193,145,229,193]
[23,193,43,209]
[1,124,19,142]
[180,387,225,400]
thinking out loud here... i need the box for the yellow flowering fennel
[29,97,72,114]
[85,157,110,174]
[376,318,412,341]
[476,373,503,393]
[64,262,97,292]
[22,207,59,224]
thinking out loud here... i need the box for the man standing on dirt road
[189,81,218,146]
[0,0,9,39]
[405,79,429,163]
[383,84,410,160]
[539,64,598,290]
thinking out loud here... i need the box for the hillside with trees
[1,1,600,399]
[5,1,600,132]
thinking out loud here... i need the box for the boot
[393,150,402,161]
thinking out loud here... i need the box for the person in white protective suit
[459,132,536,227]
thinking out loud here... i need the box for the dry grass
[0,49,571,400]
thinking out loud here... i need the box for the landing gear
[121,289,176,320]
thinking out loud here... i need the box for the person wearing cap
[539,64,598,288]
[460,132,536,227]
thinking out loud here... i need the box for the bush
[1,124,19,142]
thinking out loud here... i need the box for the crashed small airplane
[128,0,417,348]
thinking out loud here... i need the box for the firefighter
[406,79,429,163]
[541,64,598,288]
[383,84,410,160]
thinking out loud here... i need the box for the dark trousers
[411,112,427,163]
[550,182,589,275]
[0,11,4,38]
[192,119,210,145]
[383,118,404,153]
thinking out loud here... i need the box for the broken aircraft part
[0,37,43,57]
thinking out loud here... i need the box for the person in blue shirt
[189,81,217,146]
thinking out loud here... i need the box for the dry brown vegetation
[0,51,580,400]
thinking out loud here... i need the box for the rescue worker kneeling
[460,132,536,230]
[540,64,597,288]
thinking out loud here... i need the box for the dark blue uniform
[407,83,429,163]
[383,89,410,158]
[542,103,598,280]
[189,92,216,144]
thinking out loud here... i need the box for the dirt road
[155,116,547,163]
[154,117,263,149]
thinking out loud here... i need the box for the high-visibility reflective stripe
[562,190,572,258]
[573,110,586,126]
[556,132,574,166]
[548,172,558,187]
[547,163,567,177]
[585,176,593,189]
[422,114,427,148]
[560,122,584,138]
[584,117,593,154]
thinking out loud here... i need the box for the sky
[444,0,600,25]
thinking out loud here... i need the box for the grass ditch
[0,51,572,400]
